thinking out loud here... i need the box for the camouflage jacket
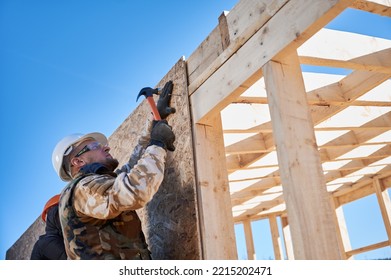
[59,144,166,260]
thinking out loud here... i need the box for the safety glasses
[75,142,104,157]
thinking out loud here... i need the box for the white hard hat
[52,132,107,182]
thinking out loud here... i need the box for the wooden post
[193,114,238,259]
[243,220,256,260]
[263,50,342,259]
[281,216,295,259]
[269,214,283,259]
[374,177,391,245]
[331,196,352,259]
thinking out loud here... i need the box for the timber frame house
[188,0,391,260]
[7,0,391,260]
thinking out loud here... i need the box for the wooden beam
[234,95,391,107]
[243,220,256,260]
[227,92,391,206]
[269,215,283,260]
[346,240,390,257]
[330,197,352,259]
[187,0,289,93]
[225,133,273,154]
[226,152,266,171]
[229,143,391,218]
[374,177,391,245]
[234,172,391,223]
[191,0,353,125]
[319,112,391,160]
[263,50,342,259]
[224,71,391,157]
[351,0,391,16]
[225,123,391,134]
[230,149,390,210]
[231,179,281,206]
[227,137,391,155]
[235,208,287,223]
[218,11,230,51]
[193,114,237,259]
[298,28,391,73]
[281,216,295,259]
[300,50,391,74]
[334,169,391,201]
[234,195,285,221]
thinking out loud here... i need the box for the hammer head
[136,87,161,101]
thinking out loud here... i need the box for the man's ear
[70,157,85,168]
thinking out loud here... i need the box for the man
[30,195,67,260]
[51,81,175,260]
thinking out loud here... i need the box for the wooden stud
[330,196,352,259]
[263,50,342,259]
[374,177,391,245]
[269,214,283,260]
[281,216,295,260]
[193,114,237,259]
[243,220,256,260]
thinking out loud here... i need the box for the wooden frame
[189,0,391,259]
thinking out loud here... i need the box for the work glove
[138,117,153,147]
[157,80,176,119]
[149,120,176,151]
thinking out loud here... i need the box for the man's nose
[103,144,110,152]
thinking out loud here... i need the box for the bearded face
[102,157,119,171]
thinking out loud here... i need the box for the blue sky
[0,1,390,260]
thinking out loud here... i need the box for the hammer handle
[147,96,161,120]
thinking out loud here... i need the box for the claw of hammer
[136,87,162,120]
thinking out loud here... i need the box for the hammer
[136,87,162,120]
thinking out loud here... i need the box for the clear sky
[0,0,390,261]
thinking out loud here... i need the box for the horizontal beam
[346,240,390,258]
[191,0,353,125]
[225,70,391,170]
[187,0,289,93]
[351,0,391,16]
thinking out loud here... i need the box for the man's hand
[157,80,176,119]
[149,120,176,151]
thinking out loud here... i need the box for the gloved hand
[149,120,176,151]
[157,80,176,119]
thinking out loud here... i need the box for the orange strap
[41,194,60,222]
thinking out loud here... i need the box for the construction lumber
[351,0,391,16]
[243,220,256,260]
[330,197,352,259]
[263,50,341,259]
[298,29,391,73]
[187,0,289,93]
[190,0,353,125]
[226,71,390,160]
[374,177,391,245]
[346,240,390,257]
[192,114,237,259]
[281,217,294,259]
[269,215,283,260]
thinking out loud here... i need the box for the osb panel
[186,25,224,86]
[6,217,44,260]
[108,57,201,259]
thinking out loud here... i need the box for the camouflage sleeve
[117,117,153,173]
[72,145,166,219]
